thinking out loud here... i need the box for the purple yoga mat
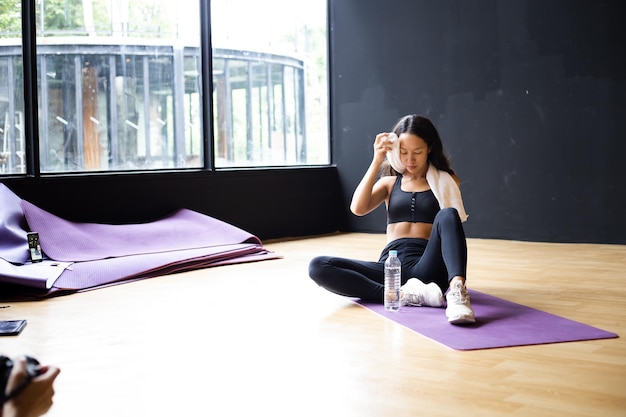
[20,200,261,262]
[51,243,272,290]
[358,290,618,350]
[0,183,280,299]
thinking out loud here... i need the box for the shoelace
[404,292,424,306]
[448,286,469,305]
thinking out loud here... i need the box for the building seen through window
[0,0,328,174]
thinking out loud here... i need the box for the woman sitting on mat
[308,114,475,324]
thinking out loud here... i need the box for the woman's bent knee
[308,255,330,283]
[437,207,460,222]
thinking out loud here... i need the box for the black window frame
[4,0,331,180]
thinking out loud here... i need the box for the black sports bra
[387,176,440,224]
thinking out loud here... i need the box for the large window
[0,0,328,175]
[211,0,328,167]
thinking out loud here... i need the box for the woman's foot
[400,278,445,307]
[445,281,476,324]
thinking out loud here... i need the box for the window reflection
[0,42,25,174]
[213,50,305,167]
[36,42,200,172]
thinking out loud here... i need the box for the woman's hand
[2,357,60,417]
[350,132,397,216]
[372,132,396,165]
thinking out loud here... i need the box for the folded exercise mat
[20,200,264,262]
[0,183,280,299]
[358,290,618,350]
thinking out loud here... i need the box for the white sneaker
[445,281,476,325]
[400,278,445,307]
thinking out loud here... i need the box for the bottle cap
[389,250,397,257]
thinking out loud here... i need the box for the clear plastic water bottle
[384,250,402,311]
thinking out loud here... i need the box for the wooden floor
[2,233,625,417]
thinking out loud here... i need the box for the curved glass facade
[213,48,305,167]
[0,40,305,173]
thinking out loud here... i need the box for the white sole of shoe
[448,314,476,325]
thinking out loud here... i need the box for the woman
[308,114,475,324]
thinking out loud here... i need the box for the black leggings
[308,208,467,302]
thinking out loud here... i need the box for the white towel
[386,135,468,222]
[385,133,404,173]
[426,163,469,222]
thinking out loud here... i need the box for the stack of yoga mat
[0,183,280,299]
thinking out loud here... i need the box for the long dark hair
[381,114,456,177]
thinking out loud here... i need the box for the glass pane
[211,0,329,168]
[0,0,25,174]
[35,0,202,173]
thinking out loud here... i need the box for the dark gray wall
[331,0,626,244]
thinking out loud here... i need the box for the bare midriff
[386,221,433,243]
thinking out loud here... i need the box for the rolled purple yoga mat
[0,183,280,299]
